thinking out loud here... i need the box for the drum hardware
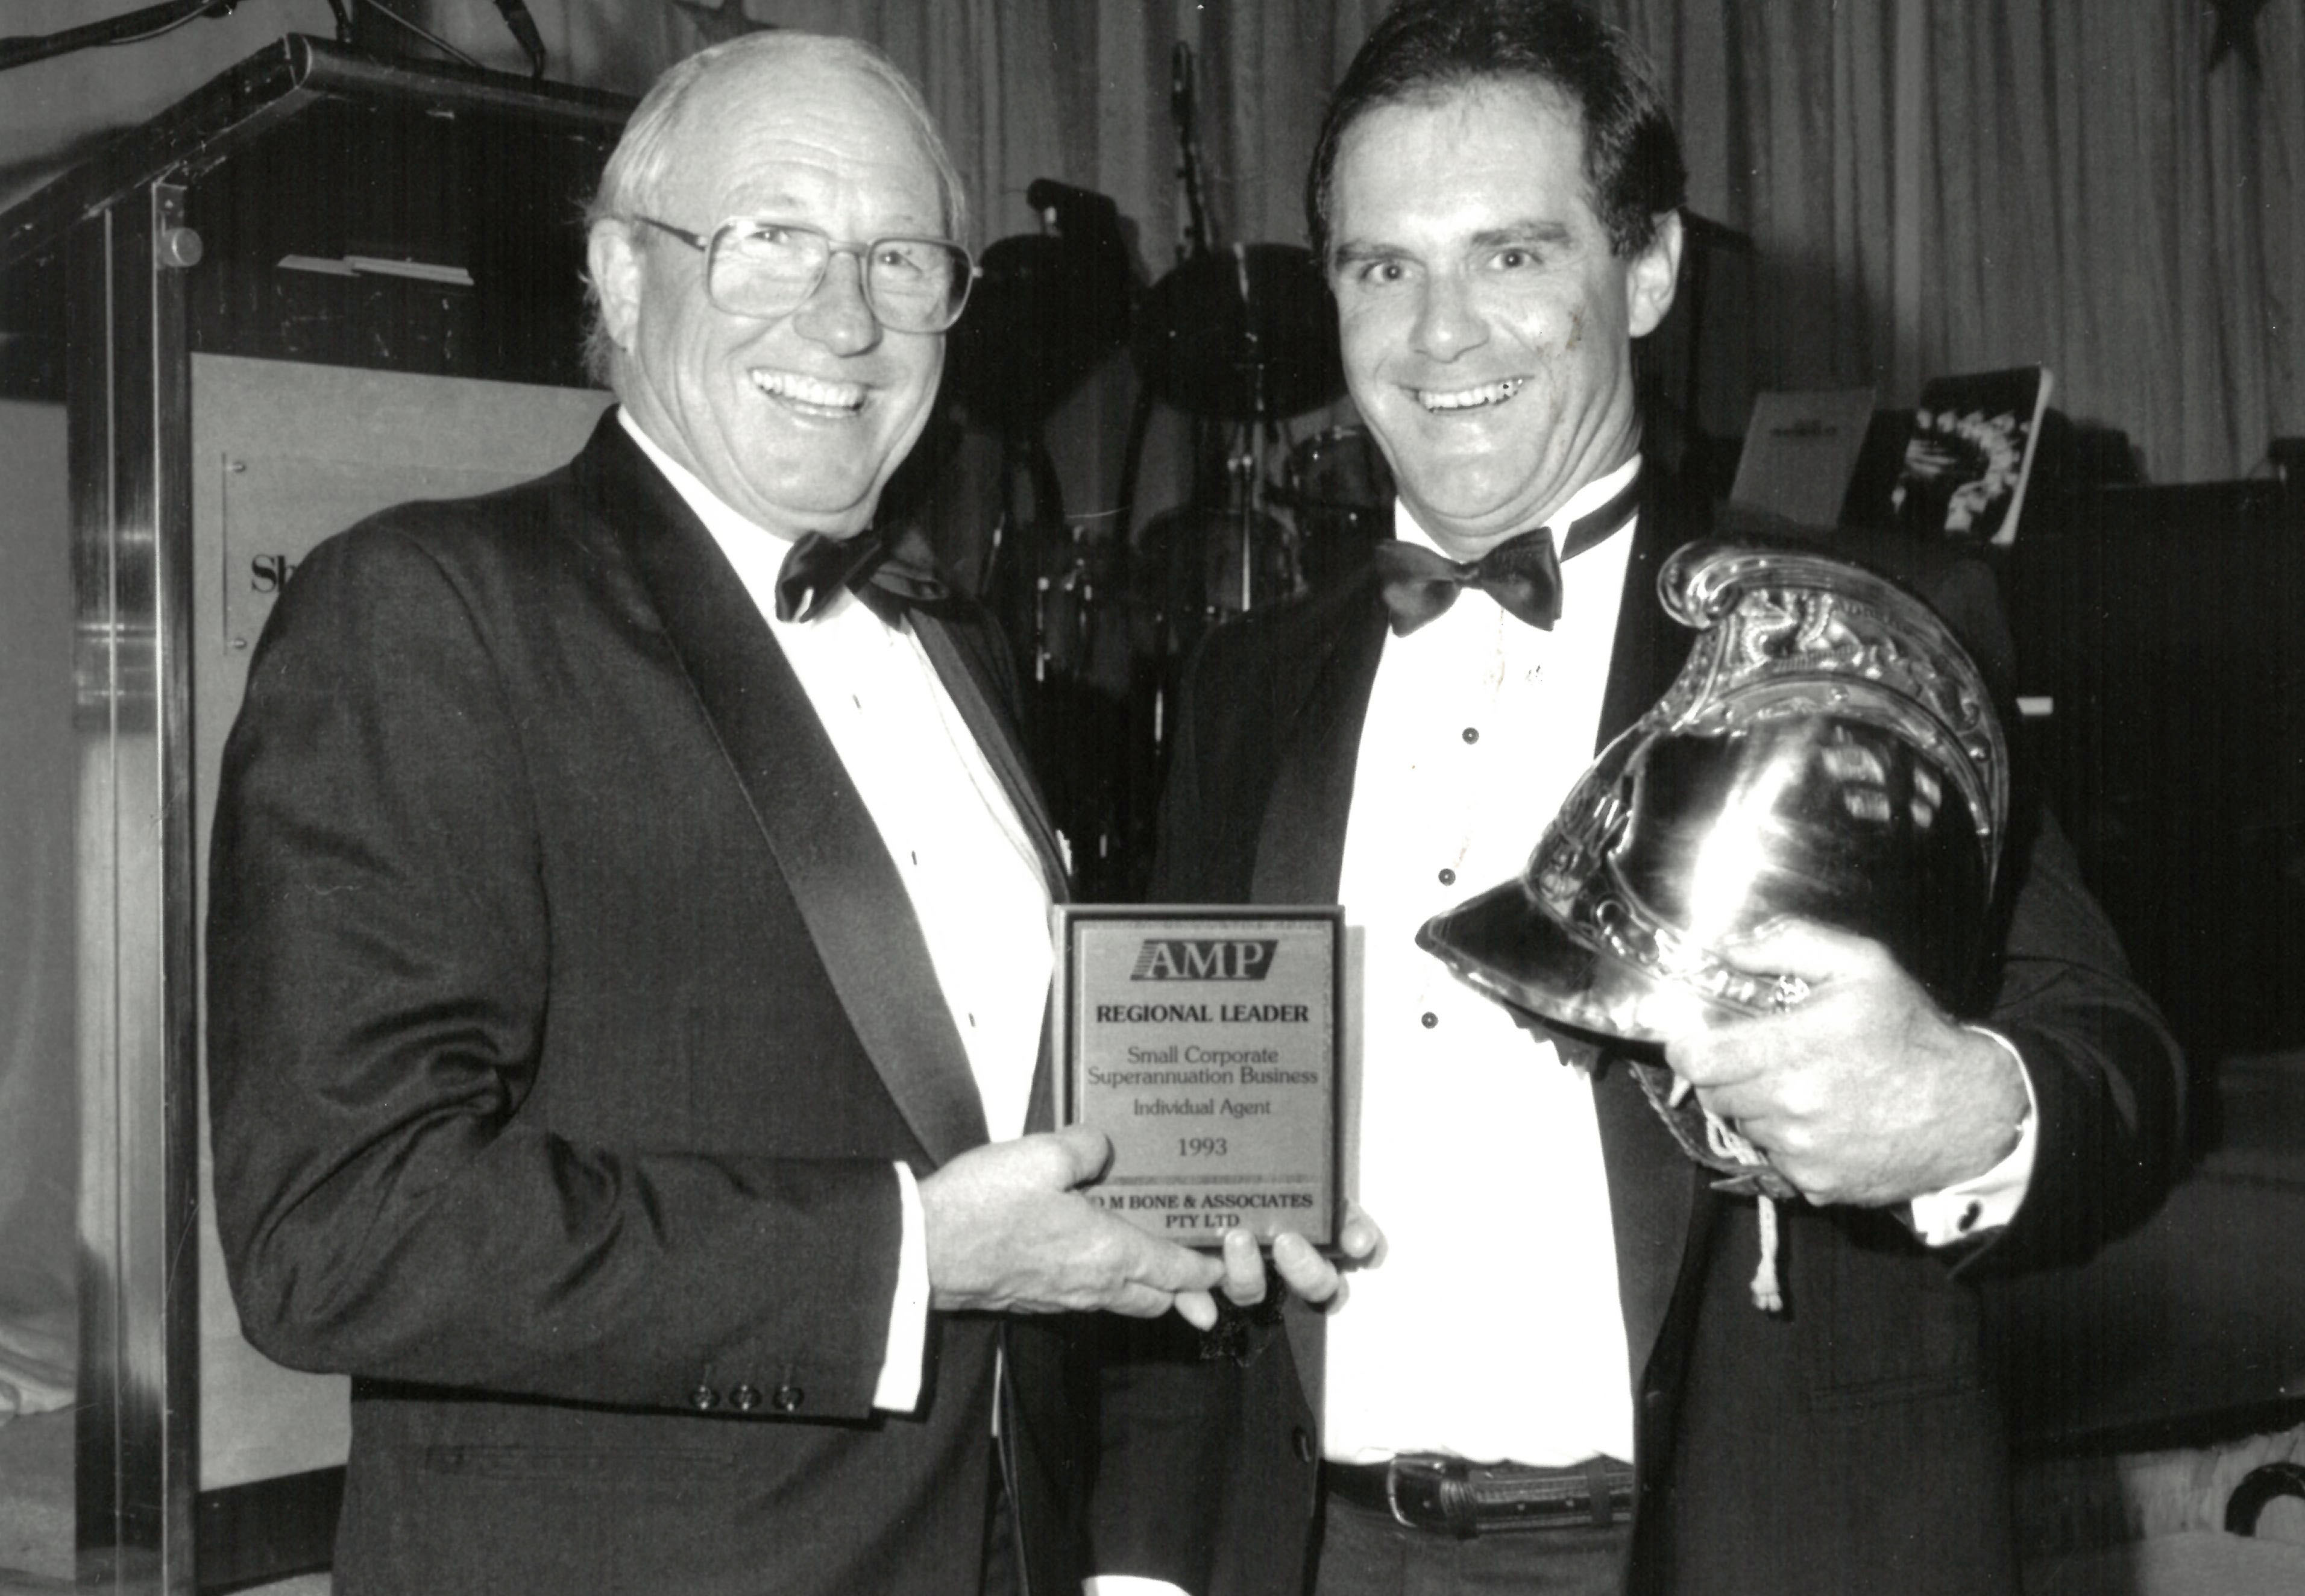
[1030,513,1136,699]
[1278,424,1395,592]
[951,176,1134,648]
[1130,243,1343,425]
[1031,559,1083,686]
[1123,45,1350,656]
[943,177,1144,902]
[1131,46,1342,423]
[945,181,1132,436]
[976,426,1068,650]
[940,42,1374,898]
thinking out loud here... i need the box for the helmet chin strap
[1700,1111,1785,1313]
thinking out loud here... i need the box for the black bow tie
[1373,471,1643,635]
[773,527,949,626]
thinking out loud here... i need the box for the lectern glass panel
[0,395,77,1590]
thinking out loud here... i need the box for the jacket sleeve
[1969,803,2187,1270]
[1926,553,2187,1271]
[205,519,905,1418]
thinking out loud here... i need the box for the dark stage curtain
[7,0,2295,480]
[383,0,2301,486]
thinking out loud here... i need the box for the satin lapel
[1593,486,1697,753]
[1022,1024,1058,1136]
[1594,1057,1712,1412]
[1248,583,1387,1418]
[1590,484,1708,1393]
[908,608,1068,1136]
[1250,583,1391,905]
[911,608,1069,900]
[583,422,990,1165]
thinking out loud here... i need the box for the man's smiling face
[1327,80,1679,559]
[591,54,949,540]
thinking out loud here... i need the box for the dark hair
[1306,0,1687,264]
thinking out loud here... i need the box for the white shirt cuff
[1907,1026,2037,1246]
[872,1161,931,1412]
[1083,1580,1192,1596]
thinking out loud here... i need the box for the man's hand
[1213,1202,1385,1310]
[1658,919,2029,1208]
[919,1128,1227,1327]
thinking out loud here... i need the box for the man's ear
[587,219,644,353]
[1624,209,1683,340]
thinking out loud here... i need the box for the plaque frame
[1052,904,1345,1252]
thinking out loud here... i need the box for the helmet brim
[1417,875,1699,1046]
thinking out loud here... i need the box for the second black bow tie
[774,527,949,626]
[1372,471,1643,636]
[1373,527,1567,633]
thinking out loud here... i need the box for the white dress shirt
[1326,459,1644,1466]
[620,411,1053,1413]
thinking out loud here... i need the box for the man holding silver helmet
[1092,2,2183,1594]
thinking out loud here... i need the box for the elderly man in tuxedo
[1092,4,2184,1595]
[206,30,1245,1596]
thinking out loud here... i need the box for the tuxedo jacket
[1095,473,2183,1596]
[206,415,1086,1596]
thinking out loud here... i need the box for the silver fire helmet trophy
[1419,539,2007,1043]
[1416,540,2008,1309]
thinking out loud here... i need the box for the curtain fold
[1602,0,2301,481]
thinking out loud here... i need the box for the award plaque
[1053,905,1344,1251]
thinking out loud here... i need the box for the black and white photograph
[1,3,2300,1594]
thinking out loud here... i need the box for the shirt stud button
[1462,726,1479,744]
[1421,1012,1438,1029]
[1438,868,1456,885]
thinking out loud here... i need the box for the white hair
[579,30,967,388]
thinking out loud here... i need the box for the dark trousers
[1312,1494,1632,1596]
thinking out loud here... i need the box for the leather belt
[1321,1454,1636,1538]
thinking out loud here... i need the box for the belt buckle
[1383,1454,1471,1538]
[1382,1453,1633,1537]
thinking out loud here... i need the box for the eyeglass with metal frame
[629,215,978,334]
